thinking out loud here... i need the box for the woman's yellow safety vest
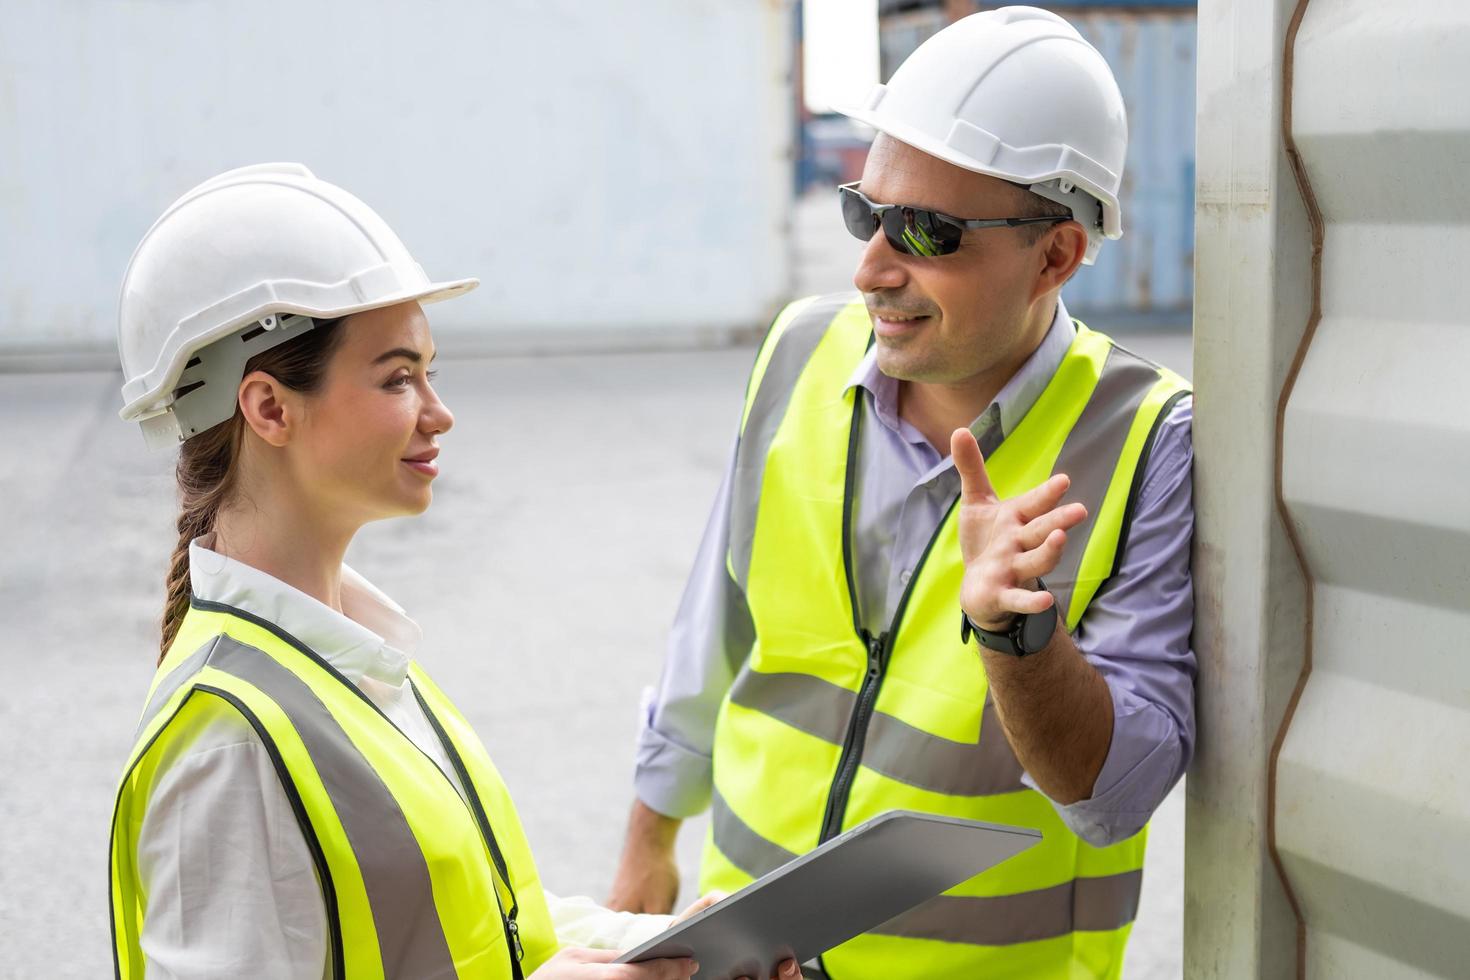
[701,294,1190,979]
[109,600,560,980]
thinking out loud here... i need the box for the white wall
[0,0,795,361]
[1190,0,1470,975]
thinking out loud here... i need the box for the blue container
[873,4,1198,320]
[1062,9,1197,319]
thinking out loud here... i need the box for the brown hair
[1011,183,1076,248]
[158,317,346,662]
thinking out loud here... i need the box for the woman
[108,165,795,980]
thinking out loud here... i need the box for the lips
[402,447,440,477]
[870,311,933,337]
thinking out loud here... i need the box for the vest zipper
[818,629,889,842]
[816,395,961,845]
[412,684,526,978]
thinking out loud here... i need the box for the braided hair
[158,317,345,662]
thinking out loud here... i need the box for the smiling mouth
[871,311,933,337]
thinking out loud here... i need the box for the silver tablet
[616,810,1040,980]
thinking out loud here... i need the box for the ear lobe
[237,371,292,448]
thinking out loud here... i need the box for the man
[610,8,1194,977]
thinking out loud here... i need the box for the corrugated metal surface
[1064,10,1196,317]
[1278,1,1470,975]
[1190,0,1470,975]
[876,6,1197,318]
[0,0,795,361]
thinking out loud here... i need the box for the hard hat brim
[118,275,479,423]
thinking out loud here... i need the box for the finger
[950,427,997,505]
[1018,502,1087,551]
[616,957,698,980]
[774,958,801,979]
[1008,473,1072,522]
[996,585,1055,616]
[1013,529,1066,581]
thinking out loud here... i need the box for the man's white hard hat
[838,6,1128,264]
[117,163,478,449]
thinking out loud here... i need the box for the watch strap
[959,580,1056,657]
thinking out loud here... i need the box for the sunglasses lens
[883,207,962,257]
[840,186,880,243]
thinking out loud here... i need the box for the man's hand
[950,427,1088,631]
[607,800,682,914]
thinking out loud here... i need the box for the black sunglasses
[838,181,1070,257]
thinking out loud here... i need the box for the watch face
[1019,605,1057,653]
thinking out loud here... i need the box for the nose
[852,228,909,295]
[421,382,454,436]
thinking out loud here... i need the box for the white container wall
[0,0,795,362]
[1190,0,1470,976]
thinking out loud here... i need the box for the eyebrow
[372,347,438,365]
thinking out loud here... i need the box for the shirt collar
[843,297,1078,449]
[189,534,418,686]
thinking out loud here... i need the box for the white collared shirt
[137,537,670,979]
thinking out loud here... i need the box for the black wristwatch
[959,580,1058,657]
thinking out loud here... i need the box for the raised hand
[949,427,1088,632]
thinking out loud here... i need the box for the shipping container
[1190,0,1470,975]
[0,0,796,365]
[876,2,1198,321]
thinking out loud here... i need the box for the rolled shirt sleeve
[1032,396,1197,847]
[634,443,751,819]
[546,891,674,951]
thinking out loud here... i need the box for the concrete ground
[0,321,1189,978]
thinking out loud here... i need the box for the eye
[386,372,413,389]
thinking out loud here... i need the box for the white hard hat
[117,162,477,449]
[839,6,1127,264]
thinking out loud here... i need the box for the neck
[899,299,1056,453]
[211,472,357,613]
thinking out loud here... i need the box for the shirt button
[900,569,913,585]
[924,478,938,490]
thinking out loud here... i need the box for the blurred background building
[1,0,1196,374]
[0,1,798,367]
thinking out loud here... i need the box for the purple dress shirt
[634,298,1195,847]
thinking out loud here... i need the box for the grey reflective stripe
[206,636,458,979]
[729,667,1025,797]
[729,292,857,592]
[1046,344,1163,619]
[710,787,798,878]
[870,869,1143,946]
[864,697,1024,796]
[135,635,223,740]
[709,791,1141,946]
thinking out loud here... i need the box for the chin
[875,345,937,383]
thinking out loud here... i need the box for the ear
[237,371,296,448]
[1030,221,1090,303]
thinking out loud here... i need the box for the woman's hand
[529,946,696,979]
[619,891,799,980]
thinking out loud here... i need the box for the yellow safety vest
[701,294,1190,979]
[109,600,560,980]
